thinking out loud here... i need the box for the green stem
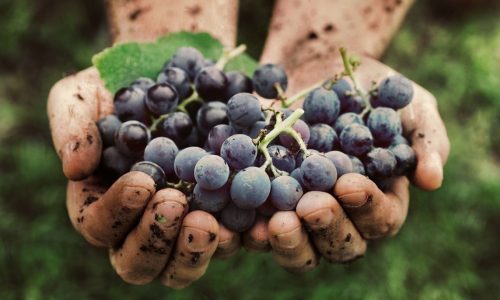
[339,47,372,114]
[215,44,247,69]
[283,127,310,157]
[283,80,323,108]
[258,109,304,176]
[149,114,170,132]
[176,90,203,113]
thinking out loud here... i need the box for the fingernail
[155,201,185,226]
[337,191,368,208]
[183,227,213,252]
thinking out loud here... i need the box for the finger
[296,191,366,263]
[67,171,155,247]
[268,211,319,273]
[48,67,113,180]
[243,215,270,252]
[334,174,409,239]
[109,189,188,285]
[214,223,241,259]
[160,211,219,289]
[401,85,450,190]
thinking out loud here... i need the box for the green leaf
[92,32,258,93]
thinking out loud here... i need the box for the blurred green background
[1,0,499,299]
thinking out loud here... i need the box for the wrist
[106,0,238,46]
[260,0,414,65]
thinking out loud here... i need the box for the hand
[47,0,241,288]
[259,55,450,271]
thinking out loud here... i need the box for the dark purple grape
[113,87,150,124]
[263,145,296,173]
[97,115,121,147]
[230,167,271,209]
[366,107,402,145]
[131,161,165,187]
[295,149,320,167]
[390,144,417,176]
[145,83,179,116]
[372,75,414,109]
[227,93,262,128]
[102,146,134,175]
[192,183,230,213]
[194,155,230,190]
[333,113,363,134]
[221,203,256,233]
[331,79,366,113]
[158,112,193,144]
[279,119,310,150]
[130,77,155,92]
[391,135,410,146]
[348,155,365,175]
[196,101,228,136]
[143,137,178,178]
[364,148,397,178]
[207,124,234,154]
[303,87,340,124]
[270,175,303,210]
[115,121,151,158]
[195,66,228,101]
[156,67,193,100]
[308,124,338,152]
[252,64,288,99]
[324,151,353,177]
[340,123,373,156]
[168,47,205,81]
[220,134,257,170]
[225,71,253,100]
[173,146,207,182]
[299,154,337,192]
[247,121,268,139]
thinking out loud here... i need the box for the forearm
[261,0,414,66]
[106,0,239,46]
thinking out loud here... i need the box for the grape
[196,101,228,136]
[295,149,320,167]
[194,155,230,190]
[225,71,253,100]
[247,120,268,139]
[299,154,337,191]
[230,167,271,209]
[115,121,151,158]
[308,124,338,152]
[290,168,304,186]
[348,155,366,175]
[342,95,366,114]
[156,67,193,100]
[324,151,353,177]
[390,144,417,175]
[167,47,205,81]
[194,66,228,101]
[173,146,207,182]
[130,77,155,92]
[227,93,262,127]
[102,146,134,175]
[192,183,230,213]
[185,99,204,123]
[207,124,234,154]
[131,161,166,187]
[143,137,178,178]
[178,127,202,149]
[333,112,363,134]
[221,203,256,233]
[364,148,397,178]
[391,135,410,146]
[158,112,193,144]
[257,199,278,217]
[331,79,366,113]
[366,107,402,145]
[279,119,310,150]
[264,145,296,173]
[340,123,373,156]
[145,83,179,116]
[252,64,288,99]
[113,87,150,124]
[372,75,414,109]
[220,134,257,169]
[97,115,121,147]
[303,87,340,124]
[270,175,303,210]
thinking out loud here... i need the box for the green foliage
[0,0,499,299]
[93,32,258,93]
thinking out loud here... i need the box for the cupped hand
[48,68,240,288]
[251,56,451,271]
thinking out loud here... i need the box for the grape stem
[258,109,305,176]
[282,80,324,108]
[176,89,203,113]
[215,44,247,70]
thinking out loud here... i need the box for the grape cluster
[96,46,416,233]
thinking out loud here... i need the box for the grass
[0,0,499,299]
